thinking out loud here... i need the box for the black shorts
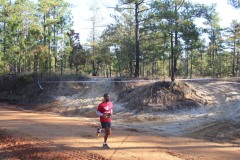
[101,122,111,128]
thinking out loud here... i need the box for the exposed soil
[0,105,239,160]
[116,81,204,111]
[0,78,240,159]
[0,129,106,160]
[187,120,240,143]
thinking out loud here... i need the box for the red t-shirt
[97,101,113,122]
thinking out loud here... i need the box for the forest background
[0,0,240,83]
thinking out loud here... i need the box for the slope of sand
[113,81,240,143]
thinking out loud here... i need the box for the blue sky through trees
[66,0,239,44]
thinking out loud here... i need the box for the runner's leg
[104,122,111,143]
[104,127,109,143]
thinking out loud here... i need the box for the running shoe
[96,127,101,136]
[102,143,110,149]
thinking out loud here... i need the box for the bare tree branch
[107,7,134,10]
[138,8,151,13]
[177,0,186,11]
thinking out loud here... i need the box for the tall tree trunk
[3,21,6,57]
[54,29,57,72]
[170,31,174,82]
[134,2,140,77]
[13,62,17,92]
[92,19,97,76]
[128,23,133,77]
[173,3,179,79]
[48,26,52,78]
[34,54,38,94]
[60,58,63,76]
[168,53,171,77]
[110,65,112,78]
[106,65,109,78]
[200,51,203,76]
[219,54,222,77]
[163,57,165,81]
[152,60,157,79]
[2,20,7,72]
[190,49,193,79]
[27,58,31,73]
[92,60,96,76]
[156,60,158,78]
[211,30,215,77]
[142,58,145,77]
[174,30,178,77]
[43,14,47,45]
[43,14,47,74]
[232,35,236,76]
[237,50,239,76]
[152,60,154,78]
[128,43,133,77]
[186,47,189,78]
[17,55,21,74]
[163,34,167,80]
[54,7,58,72]
[115,48,122,77]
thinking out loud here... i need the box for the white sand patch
[113,102,240,143]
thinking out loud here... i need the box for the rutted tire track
[0,129,107,160]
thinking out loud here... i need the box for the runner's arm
[96,104,103,116]
[96,111,103,116]
[110,103,113,114]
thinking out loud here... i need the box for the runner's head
[103,93,110,102]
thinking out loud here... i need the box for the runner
[96,93,113,149]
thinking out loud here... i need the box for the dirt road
[0,104,239,160]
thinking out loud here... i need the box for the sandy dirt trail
[0,104,239,160]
